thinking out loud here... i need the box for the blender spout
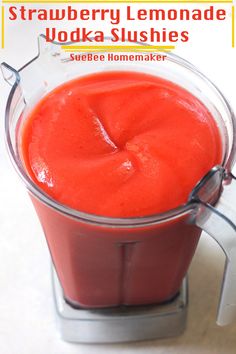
[1,62,20,87]
[0,34,47,87]
[1,35,68,104]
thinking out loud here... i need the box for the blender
[2,36,236,343]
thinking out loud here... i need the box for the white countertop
[1,8,236,353]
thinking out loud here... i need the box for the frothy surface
[20,71,222,217]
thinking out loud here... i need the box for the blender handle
[193,174,236,326]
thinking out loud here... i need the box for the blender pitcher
[2,36,236,342]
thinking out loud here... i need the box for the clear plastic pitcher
[2,36,236,326]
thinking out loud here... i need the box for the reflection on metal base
[52,269,188,343]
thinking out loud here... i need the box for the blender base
[52,269,188,343]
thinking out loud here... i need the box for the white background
[0,3,236,353]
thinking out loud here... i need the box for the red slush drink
[19,71,222,307]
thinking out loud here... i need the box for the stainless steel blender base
[52,269,188,343]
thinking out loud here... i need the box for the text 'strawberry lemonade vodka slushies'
[19,71,222,308]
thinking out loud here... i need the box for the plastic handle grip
[193,173,236,325]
